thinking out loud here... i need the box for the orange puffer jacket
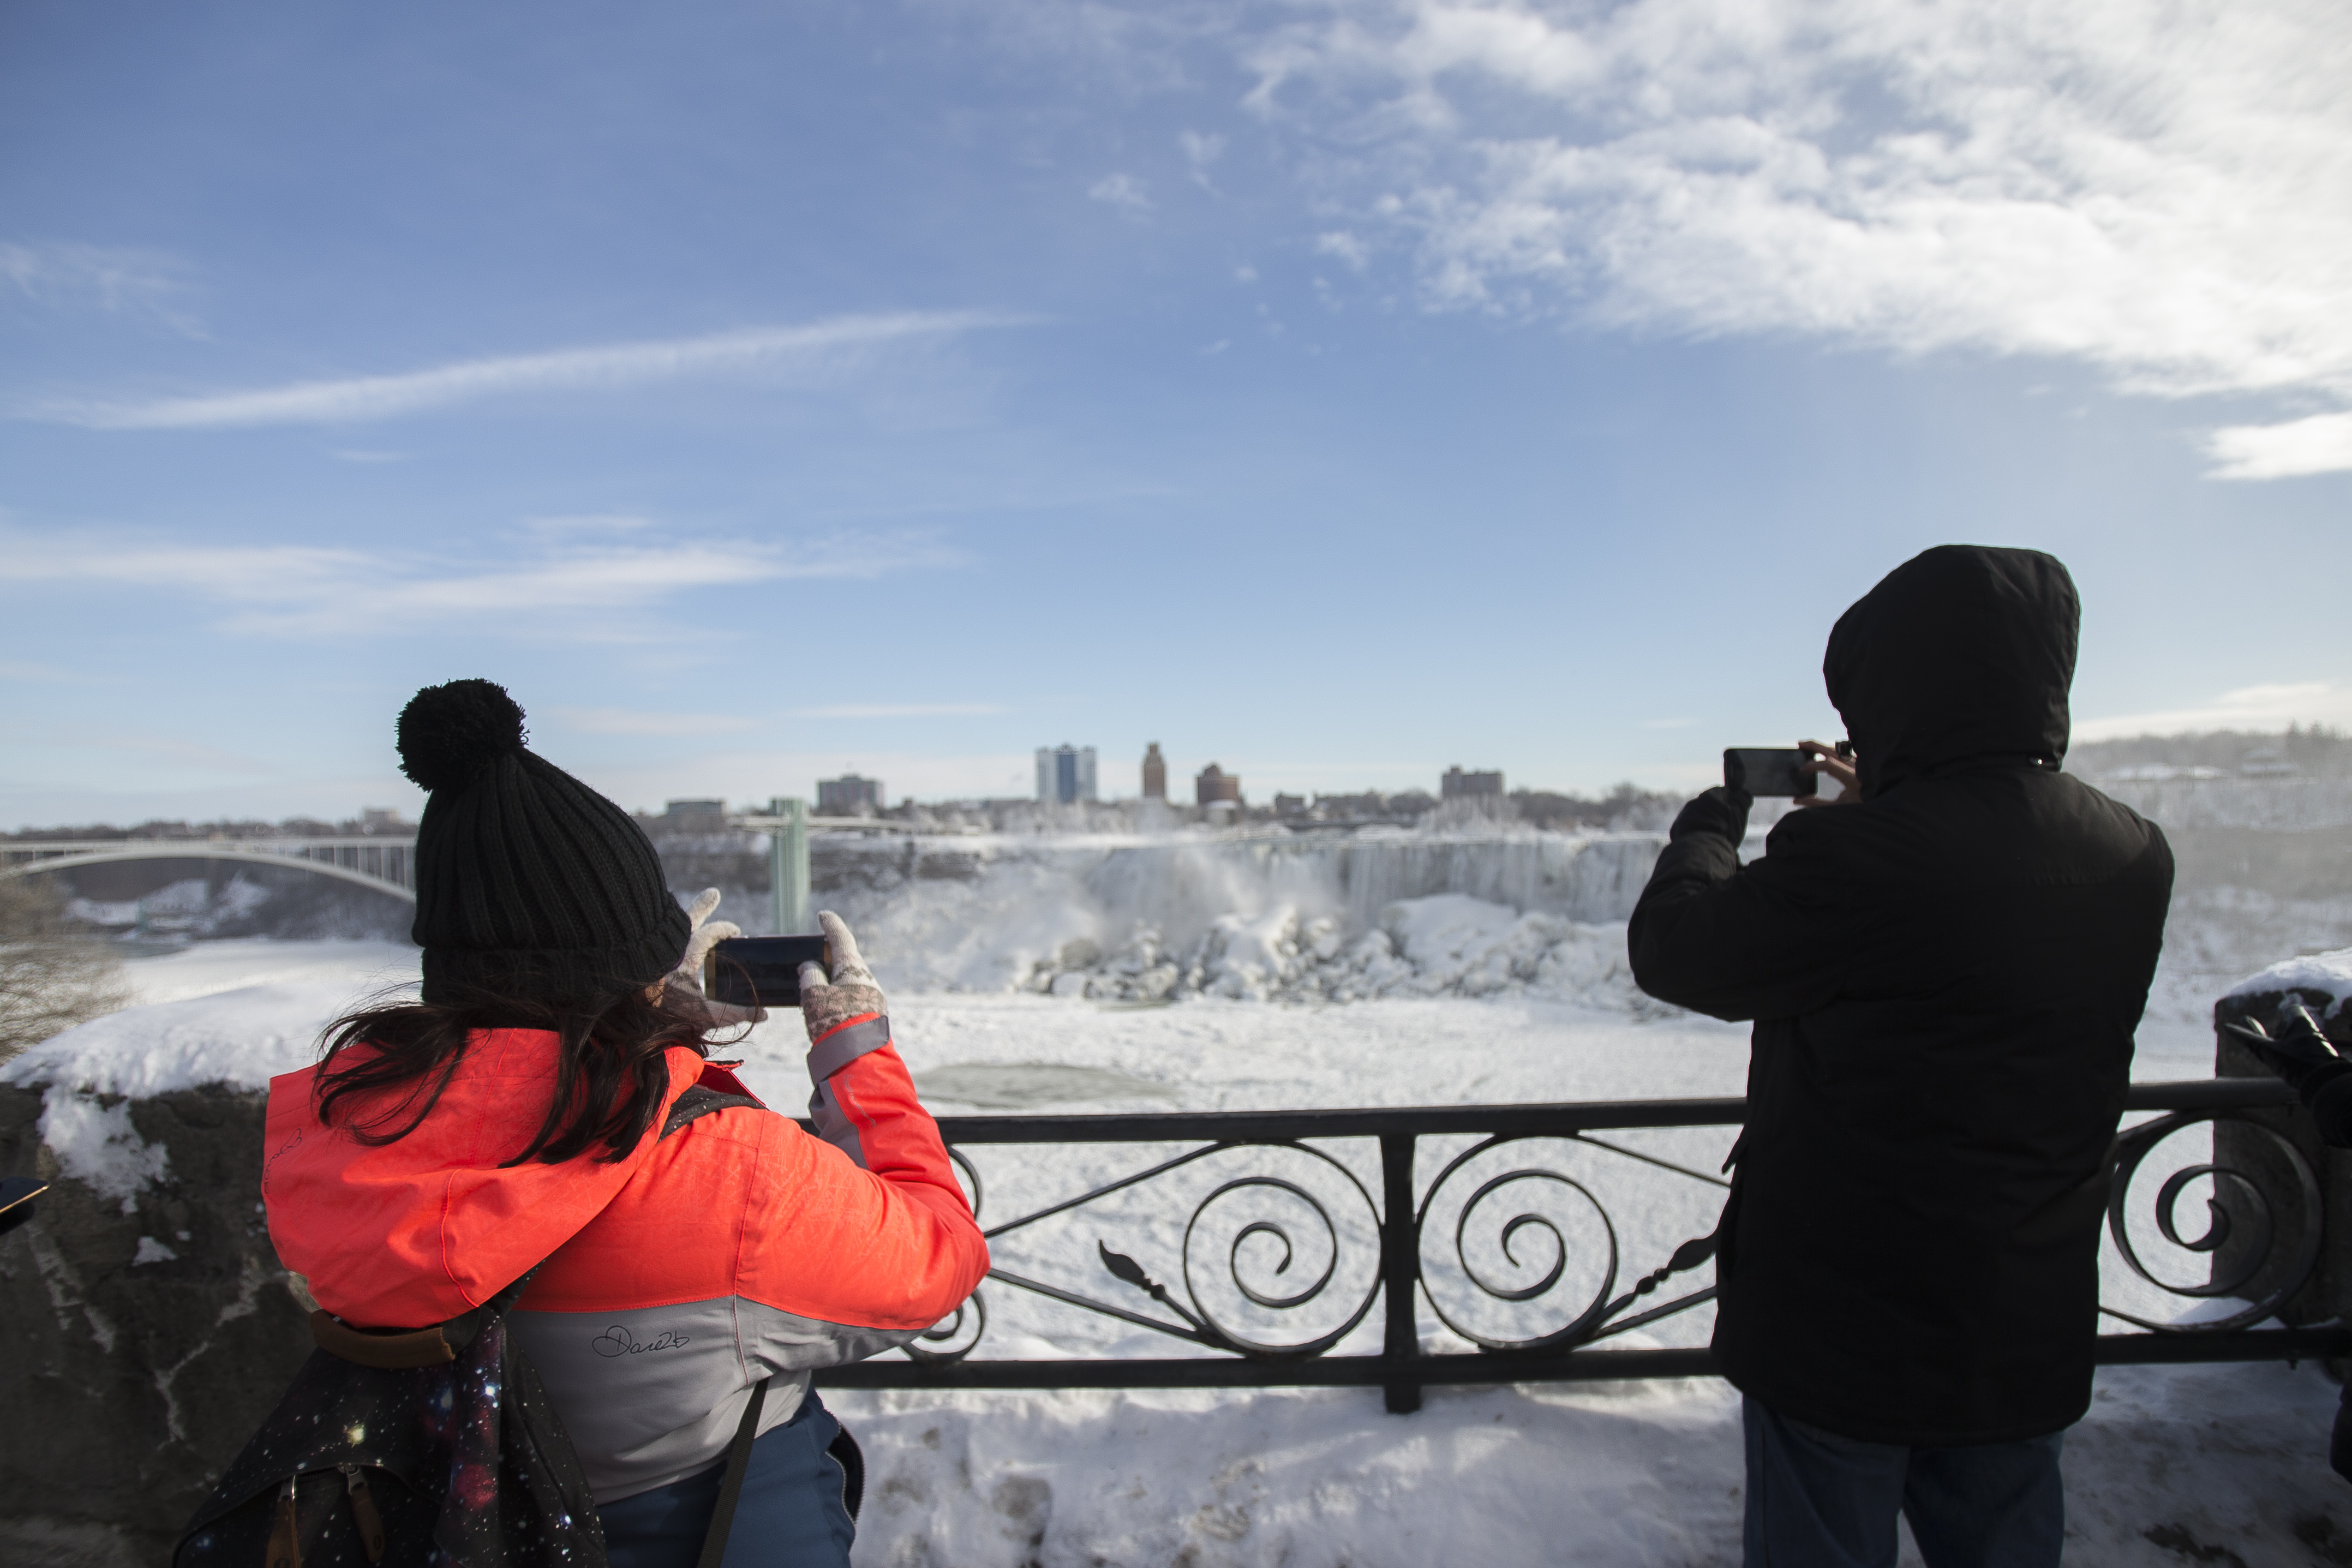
[262,1020,987,1503]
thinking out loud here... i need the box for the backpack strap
[696,1377,772,1568]
[665,1084,762,1139]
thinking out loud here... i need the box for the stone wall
[0,1084,310,1567]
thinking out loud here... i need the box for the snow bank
[2223,946,2352,1018]
[1,974,416,1099]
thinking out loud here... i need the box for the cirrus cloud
[0,522,966,641]
[29,310,1024,429]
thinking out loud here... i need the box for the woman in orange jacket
[261,679,988,1568]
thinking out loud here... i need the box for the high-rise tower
[1035,744,1098,805]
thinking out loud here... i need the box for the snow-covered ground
[7,930,2345,1564]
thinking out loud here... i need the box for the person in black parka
[1629,546,2173,1567]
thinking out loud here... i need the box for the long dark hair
[314,979,743,1166]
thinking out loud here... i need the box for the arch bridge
[0,838,418,903]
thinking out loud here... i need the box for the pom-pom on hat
[397,679,688,1007]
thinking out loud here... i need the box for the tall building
[1441,766,1504,800]
[1195,763,1241,806]
[1141,743,1167,800]
[818,775,883,814]
[1036,744,1098,805]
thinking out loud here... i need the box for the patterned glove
[662,889,764,1027]
[797,910,889,1067]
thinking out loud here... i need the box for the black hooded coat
[1627,546,2174,1446]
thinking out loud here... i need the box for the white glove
[665,888,764,1026]
[796,910,887,1046]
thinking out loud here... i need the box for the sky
[2,0,2347,828]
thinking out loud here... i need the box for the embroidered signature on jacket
[592,1325,691,1358]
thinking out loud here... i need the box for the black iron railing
[821,1079,2345,1414]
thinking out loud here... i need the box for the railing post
[2215,994,2349,1337]
[1379,1131,1422,1414]
[769,797,811,935]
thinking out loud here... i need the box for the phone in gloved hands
[1724,749,1817,798]
[705,935,830,1010]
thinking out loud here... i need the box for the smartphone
[705,935,829,1009]
[1723,748,1818,798]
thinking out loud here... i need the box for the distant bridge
[0,837,418,903]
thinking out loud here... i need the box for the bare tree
[0,875,130,1062]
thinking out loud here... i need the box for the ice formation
[1016,896,1666,1010]
[817,829,1668,1000]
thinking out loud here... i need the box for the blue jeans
[1743,1397,2064,1568]
[600,1389,856,1568]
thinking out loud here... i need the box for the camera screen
[705,935,829,1009]
[1723,748,1818,798]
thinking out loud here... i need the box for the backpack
[174,1085,784,1568]
[171,1266,622,1568]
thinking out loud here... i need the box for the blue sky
[3,0,2347,827]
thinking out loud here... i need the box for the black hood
[1824,545,2078,799]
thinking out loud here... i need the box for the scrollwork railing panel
[855,1080,2337,1406]
[2101,1109,2323,1333]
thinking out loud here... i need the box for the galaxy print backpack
[172,1266,607,1568]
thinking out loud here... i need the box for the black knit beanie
[397,679,689,1007]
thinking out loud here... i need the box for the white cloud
[1315,231,1371,271]
[2074,682,2352,741]
[786,703,1006,720]
[0,525,965,640]
[552,707,765,737]
[1088,173,1152,213]
[1241,0,2352,476]
[0,240,200,332]
[1180,129,1226,189]
[2201,411,2352,481]
[32,311,1016,429]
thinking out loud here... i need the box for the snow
[1,939,421,1099]
[2223,945,2352,1017]
[36,1087,172,1211]
[824,1356,2347,1567]
[5,886,2343,1560]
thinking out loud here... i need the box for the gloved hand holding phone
[798,909,888,1052]
[662,888,764,1027]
